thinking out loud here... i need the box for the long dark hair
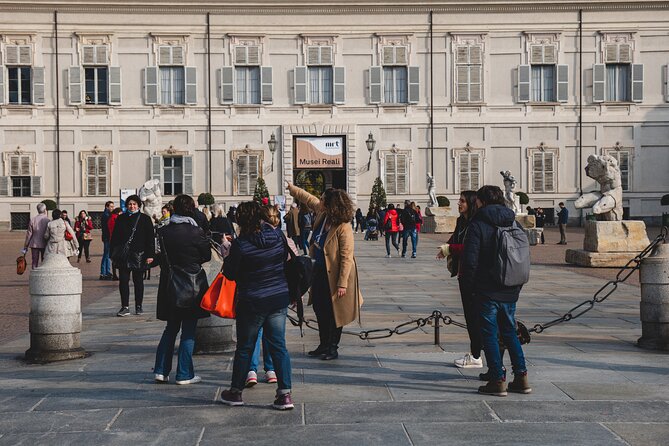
[460,190,478,221]
[236,201,263,235]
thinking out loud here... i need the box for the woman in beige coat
[44,209,79,259]
[286,182,363,360]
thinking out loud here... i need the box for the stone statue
[575,154,623,221]
[500,170,521,214]
[427,173,438,207]
[139,179,163,221]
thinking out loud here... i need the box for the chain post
[433,310,442,345]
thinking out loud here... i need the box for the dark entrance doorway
[294,170,347,197]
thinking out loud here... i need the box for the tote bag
[200,272,237,319]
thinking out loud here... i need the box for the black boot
[308,345,328,357]
[320,347,338,361]
[320,326,342,360]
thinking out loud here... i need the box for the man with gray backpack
[460,185,532,396]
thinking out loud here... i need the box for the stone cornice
[0,1,668,14]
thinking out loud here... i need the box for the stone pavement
[0,233,668,445]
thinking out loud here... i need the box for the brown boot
[508,372,532,394]
[478,379,507,396]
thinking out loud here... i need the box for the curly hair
[236,201,263,235]
[261,204,281,228]
[322,188,354,226]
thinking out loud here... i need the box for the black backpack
[492,222,530,287]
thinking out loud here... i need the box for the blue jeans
[153,318,198,381]
[479,298,527,381]
[231,304,291,393]
[401,228,418,256]
[250,327,274,373]
[100,241,111,276]
[385,231,399,255]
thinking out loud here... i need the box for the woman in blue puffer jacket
[219,200,294,410]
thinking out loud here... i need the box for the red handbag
[17,255,27,275]
[200,272,236,319]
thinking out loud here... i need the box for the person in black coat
[153,194,211,385]
[110,195,155,317]
[209,203,235,244]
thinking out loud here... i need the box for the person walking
[535,207,546,244]
[110,195,155,317]
[354,208,364,233]
[153,194,211,385]
[287,182,363,361]
[44,209,79,259]
[437,191,483,369]
[377,207,387,236]
[284,202,301,248]
[219,201,294,410]
[460,185,531,396]
[400,200,421,258]
[100,201,114,279]
[74,210,94,263]
[108,207,122,281]
[557,202,568,244]
[61,210,72,227]
[383,204,400,258]
[23,203,50,269]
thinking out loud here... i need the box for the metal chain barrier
[289,227,668,345]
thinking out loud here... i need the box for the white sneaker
[264,370,278,384]
[454,354,483,369]
[154,374,169,383]
[245,370,258,387]
[385,254,391,258]
[176,375,202,385]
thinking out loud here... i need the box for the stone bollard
[25,251,86,362]
[638,241,669,351]
[194,258,235,354]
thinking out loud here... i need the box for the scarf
[170,214,198,227]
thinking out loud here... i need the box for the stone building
[1,0,668,229]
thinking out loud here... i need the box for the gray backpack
[492,223,530,287]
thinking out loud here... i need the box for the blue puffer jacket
[460,204,523,303]
[223,223,289,312]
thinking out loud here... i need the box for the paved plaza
[0,231,668,445]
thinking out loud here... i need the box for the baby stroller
[364,217,379,241]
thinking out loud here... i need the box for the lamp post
[365,132,376,171]
[267,133,277,172]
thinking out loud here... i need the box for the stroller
[364,217,379,241]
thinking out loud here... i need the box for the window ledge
[453,102,487,106]
[231,104,263,108]
[599,101,636,105]
[3,104,37,109]
[379,103,409,108]
[527,102,562,106]
[303,104,334,109]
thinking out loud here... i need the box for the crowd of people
[21,180,542,406]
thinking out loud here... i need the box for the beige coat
[44,219,79,257]
[288,185,363,328]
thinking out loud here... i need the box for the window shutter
[618,44,632,63]
[320,46,333,65]
[151,155,163,183]
[471,153,480,189]
[556,64,568,102]
[369,66,382,104]
[408,66,420,103]
[532,153,543,192]
[395,46,408,65]
[593,64,606,102]
[385,155,396,195]
[456,65,469,103]
[86,155,97,196]
[97,156,108,195]
[144,66,159,105]
[261,66,273,104]
[307,46,320,65]
[619,151,630,191]
[469,65,482,103]
[543,45,557,64]
[459,154,470,192]
[184,66,197,105]
[220,67,234,104]
[96,45,108,65]
[382,47,395,65]
[605,44,619,63]
[469,45,483,64]
[10,156,20,175]
[182,155,193,195]
[249,155,259,194]
[109,66,122,105]
[0,66,4,104]
[67,66,83,105]
[333,66,345,104]
[5,46,19,64]
[530,45,544,64]
[238,156,249,195]
[456,45,469,64]
[159,46,172,65]
[83,45,96,64]
[247,46,260,66]
[31,67,45,105]
[518,64,531,102]
[544,153,555,192]
[19,45,32,65]
[31,176,41,196]
[294,66,308,104]
[666,65,669,102]
[235,46,248,65]
[631,64,643,102]
[20,155,31,175]
[0,177,9,196]
[396,154,407,194]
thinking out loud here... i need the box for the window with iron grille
[12,176,31,197]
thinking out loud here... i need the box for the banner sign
[120,189,136,212]
[295,136,344,169]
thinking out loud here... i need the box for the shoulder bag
[280,231,314,336]
[111,214,145,270]
[160,233,209,309]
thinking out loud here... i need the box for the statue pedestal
[515,214,536,229]
[566,220,651,267]
[423,207,457,233]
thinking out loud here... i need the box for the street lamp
[365,132,376,171]
[267,132,278,172]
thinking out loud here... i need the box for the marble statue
[500,170,521,214]
[574,154,623,221]
[427,173,438,207]
[139,179,163,221]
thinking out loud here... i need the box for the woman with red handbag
[44,209,79,260]
[74,210,94,263]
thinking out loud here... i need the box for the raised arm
[286,182,322,213]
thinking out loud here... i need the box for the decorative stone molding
[452,143,485,192]
[79,146,113,197]
[156,145,190,157]
[526,142,559,193]
[150,33,190,65]
[2,148,36,176]
[230,147,264,196]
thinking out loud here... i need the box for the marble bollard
[25,252,86,363]
[195,257,235,354]
[638,242,669,351]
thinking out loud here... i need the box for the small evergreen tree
[368,177,387,215]
[253,177,270,203]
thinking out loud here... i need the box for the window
[0,153,40,197]
[309,66,333,104]
[163,156,183,196]
[458,152,481,192]
[604,149,631,191]
[531,65,555,102]
[8,67,31,104]
[12,176,31,197]
[235,66,260,104]
[384,152,408,195]
[530,150,556,193]
[383,66,408,104]
[84,154,109,196]
[221,45,272,105]
[593,42,643,103]
[454,44,483,103]
[144,45,196,106]
[236,154,259,196]
[518,44,567,103]
[369,46,419,104]
[85,67,108,104]
[294,45,343,105]
[160,67,185,105]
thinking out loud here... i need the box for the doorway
[294,170,347,197]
